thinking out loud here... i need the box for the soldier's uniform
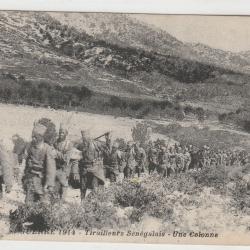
[148,146,158,174]
[54,137,78,200]
[209,151,217,167]
[240,151,248,166]
[175,149,185,173]
[22,124,56,204]
[230,152,238,166]
[134,144,146,177]
[104,143,122,182]
[157,147,168,177]
[0,144,14,199]
[78,132,106,200]
[183,150,191,172]
[225,152,231,166]
[221,151,228,166]
[217,151,224,166]
[123,142,136,178]
[168,155,176,176]
[198,149,207,169]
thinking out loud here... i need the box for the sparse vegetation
[9,168,250,233]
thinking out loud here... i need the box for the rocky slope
[1,11,250,115]
[50,12,250,74]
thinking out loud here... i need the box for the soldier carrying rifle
[77,130,109,200]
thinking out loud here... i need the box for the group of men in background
[0,120,249,205]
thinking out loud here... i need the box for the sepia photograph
[0,10,249,245]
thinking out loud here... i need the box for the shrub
[230,179,250,215]
[9,192,125,232]
[131,122,152,147]
[9,202,53,233]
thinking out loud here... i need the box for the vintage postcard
[0,11,249,245]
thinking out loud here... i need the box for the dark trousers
[24,174,53,204]
[25,188,43,204]
[105,167,117,182]
[123,166,133,178]
[135,164,144,178]
[148,162,157,174]
[157,165,166,177]
[80,172,99,200]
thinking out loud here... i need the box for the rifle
[93,131,112,141]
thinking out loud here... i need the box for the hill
[50,12,250,74]
[1,11,250,124]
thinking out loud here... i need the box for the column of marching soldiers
[0,121,249,204]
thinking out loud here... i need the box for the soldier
[78,131,107,200]
[167,153,176,176]
[230,151,238,166]
[240,151,248,166]
[12,134,27,184]
[157,146,168,177]
[175,146,185,173]
[209,150,217,167]
[183,147,191,172]
[197,147,206,169]
[22,123,56,204]
[189,147,200,170]
[54,123,78,201]
[104,142,122,182]
[221,150,228,166]
[225,151,231,166]
[134,143,147,177]
[123,141,136,178]
[147,142,158,174]
[0,143,14,199]
[217,150,223,166]
[168,146,175,159]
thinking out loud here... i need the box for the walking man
[22,123,56,204]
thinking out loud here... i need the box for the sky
[132,14,250,53]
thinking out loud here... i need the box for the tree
[131,122,152,147]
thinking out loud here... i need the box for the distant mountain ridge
[50,12,250,74]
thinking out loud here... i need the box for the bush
[189,165,227,194]
[9,191,125,233]
[230,179,250,214]
[9,202,53,233]
[131,122,152,147]
[9,166,249,233]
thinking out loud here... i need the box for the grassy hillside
[1,11,250,128]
